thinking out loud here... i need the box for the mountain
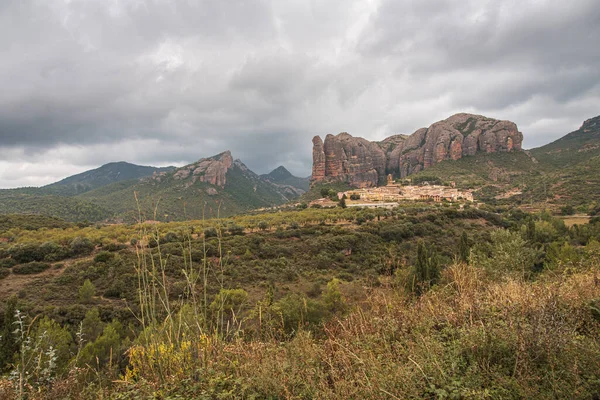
[0,152,303,222]
[43,161,174,196]
[530,115,600,169]
[311,113,523,187]
[260,166,310,192]
[78,151,301,221]
[406,115,600,209]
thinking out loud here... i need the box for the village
[310,175,474,208]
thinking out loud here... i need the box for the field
[0,205,599,399]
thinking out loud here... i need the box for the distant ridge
[44,161,174,196]
[261,166,310,192]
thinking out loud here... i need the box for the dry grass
[106,264,600,399]
[561,215,591,227]
[3,262,600,399]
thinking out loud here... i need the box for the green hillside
[78,157,295,221]
[405,115,600,212]
[0,190,111,222]
[0,153,300,222]
[43,161,174,196]
[530,115,600,169]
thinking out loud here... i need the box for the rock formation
[311,113,523,187]
[170,150,233,187]
[312,133,387,188]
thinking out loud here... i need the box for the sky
[1,0,599,188]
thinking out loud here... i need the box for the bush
[94,251,114,263]
[8,243,46,263]
[39,241,70,262]
[204,227,218,238]
[0,269,9,279]
[0,258,17,269]
[13,261,51,275]
[79,279,96,304]
[162,231,181,244]
[104,243,127,252]
[70,237,95,256]
[227,224,245,236]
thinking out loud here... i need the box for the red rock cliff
[311,113,523,186]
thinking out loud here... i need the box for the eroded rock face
[312,136,326,181]
[311,113,523,186]
[171,151,233,187]
[311,132,386,187]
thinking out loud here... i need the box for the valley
[1,113,600,399]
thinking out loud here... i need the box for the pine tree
[413,241,440,295]
[79,279,96,304]
[458,231,470,262]
[526,219,537,242]
[0,296,18,372]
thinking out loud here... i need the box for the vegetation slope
[0,204,599,398]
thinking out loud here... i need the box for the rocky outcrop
[311,132,387,187]
[169,150,233,187]
[311,113,523,186]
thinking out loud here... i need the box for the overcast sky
[1,0,599,188]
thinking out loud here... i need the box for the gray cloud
[0,0,599,188]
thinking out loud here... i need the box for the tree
[458,231,470,262]
[82,307,104,343]
[258,221,269,231]
[323,278,347,315]
[77,321,122,369]
[31,316,73,374]
[412,241,440,295]
[338,195,347,208]
[526,219,536,242]
[472,229,540,280]
[0,296,18,372]
[79,279,96,304]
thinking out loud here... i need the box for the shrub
[0,258,17,269]
[104,243,127,252]
[8,243,46,263]
[204,227,218,238]
[38,241,70,262]
[13,261,51,275]
[70,237,95,256]
[227,224,245,236]
[94,251,114,263]
[79,279,96,304]
[0,269,9,279]
[162,231,180,244]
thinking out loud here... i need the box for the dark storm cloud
[0,0,599,187]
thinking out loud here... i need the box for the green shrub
[70,237,95,256]
[0,269,9,279]
[0,258,17,269]
[94,251,114,263]
[79,279,96,304]
[104,243,127,252]
[8,243,46,263]
[204,227,218,238]
[13,261,51,275]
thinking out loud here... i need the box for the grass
[1,205,600,398]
